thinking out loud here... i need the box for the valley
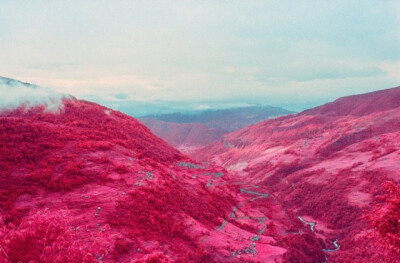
[0,79,399,262]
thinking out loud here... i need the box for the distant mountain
[0,76,38,88]
[138,119,225,152]
[191,85,400,262]
[140,106,293,151]
[142,106,294,132]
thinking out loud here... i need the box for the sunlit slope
[191,86,400,262]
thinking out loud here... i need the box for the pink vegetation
[0,98,322,262]
[191,86,400,262]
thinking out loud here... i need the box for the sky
[0,0,399,115]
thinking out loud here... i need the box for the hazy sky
[0,1,399,115]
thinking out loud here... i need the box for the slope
[191,86,400,262]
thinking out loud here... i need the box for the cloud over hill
[0,76,68,112]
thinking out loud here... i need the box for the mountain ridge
[141,105,294,132]
[139,106,293,152]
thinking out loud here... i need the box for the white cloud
[0,77,68,112]
[25,74,162,101]
[196,104,211,110]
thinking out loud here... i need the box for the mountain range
[140,106,293,152]
[0,77,399,262]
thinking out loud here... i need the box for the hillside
[191,86,400,262]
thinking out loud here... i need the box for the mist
[0,76,68,112]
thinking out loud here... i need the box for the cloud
[0,1,398,113]
[255,60,386,84]
[0,76,68,112]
